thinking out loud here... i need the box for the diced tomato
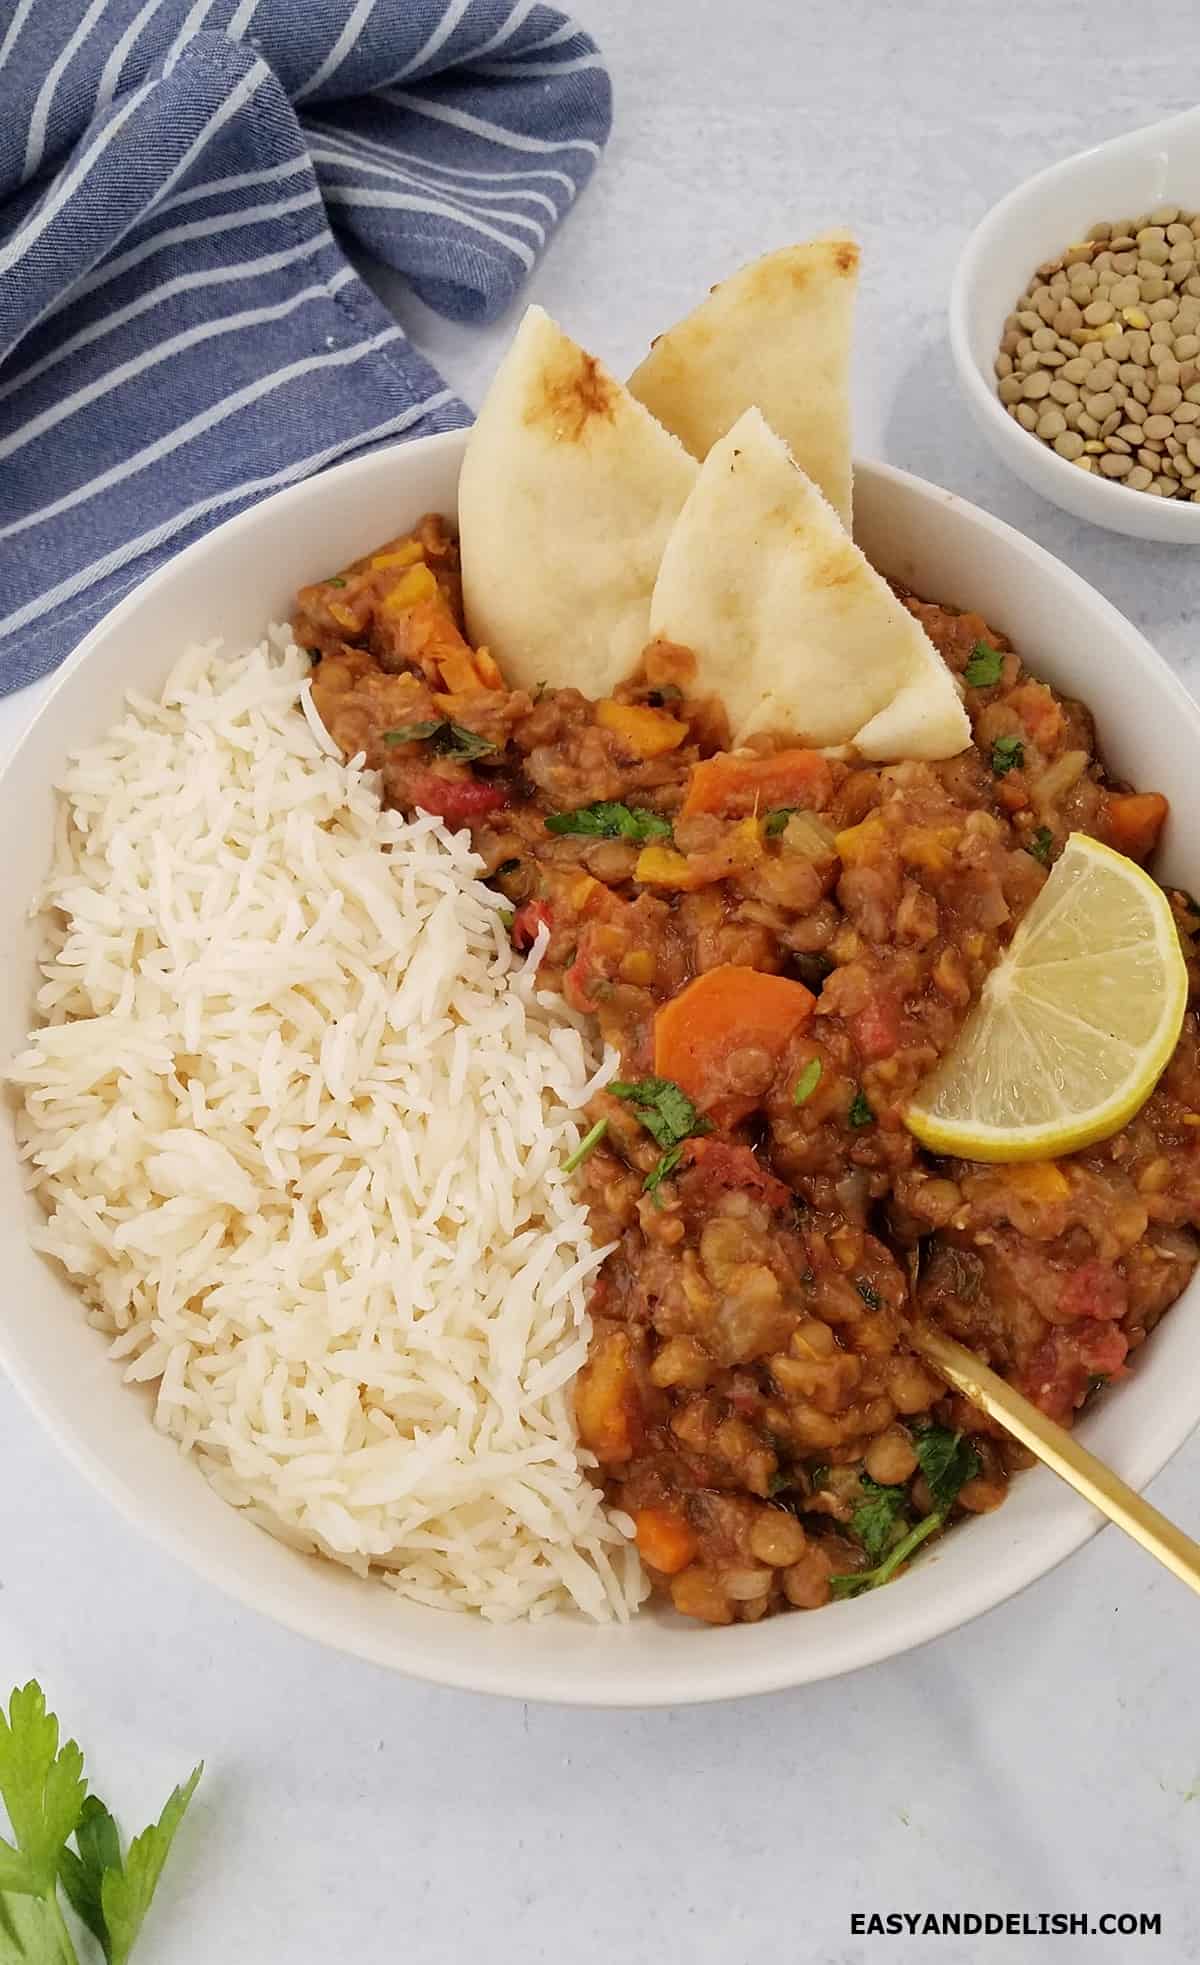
[409,770,507,825]
[851,994,900,1062]
[1057,1260,1128,1323]
[682,1138,792,1211]
[512,899,552,950]
[1022,1321,1129,1420]
[564,941,601,1013]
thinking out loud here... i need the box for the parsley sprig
[0,1682,200,1963]
[832,1423,981,1597]
[991,734,1024,776]
[609,1077,711,1202]
[544,802,672,843]
[383,720,497,760]
[963,640,1004,689]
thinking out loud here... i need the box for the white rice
[10,632,647,1623]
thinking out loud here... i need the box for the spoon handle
[912,1322,1200,1597]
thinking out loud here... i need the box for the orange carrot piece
[1105,792,1168,861]
[633,1507,698,1575]
[681,748,833,819]
[653,964,816,1123]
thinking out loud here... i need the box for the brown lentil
[996,210,1200,498]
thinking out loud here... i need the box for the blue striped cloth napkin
[0,1,611,693]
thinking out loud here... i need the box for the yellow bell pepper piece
[834,816,886,866]
[370,541,425,570]
[634,845,701,889]
[381,563,438,614]
[596,699,688,758]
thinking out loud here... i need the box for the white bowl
[4,432,1200,1706]
[950,106,1200,542]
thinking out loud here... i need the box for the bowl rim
[6,431,1200,1706]
[948,105,1200,537]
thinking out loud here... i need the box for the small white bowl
[3,434,1200,1705]
[950,106,1200,542]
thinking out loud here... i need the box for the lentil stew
[293,517,1200,1627]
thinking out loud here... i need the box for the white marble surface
[3,4,1200,1960]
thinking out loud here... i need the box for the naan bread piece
[649,408,971,759]
[458,305,698,698]
[628,236,859,527]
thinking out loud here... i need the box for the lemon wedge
[906,832,1187,1162]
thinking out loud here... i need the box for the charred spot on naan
[528,347,620,441]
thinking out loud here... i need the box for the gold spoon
[910,1319,1200,1597]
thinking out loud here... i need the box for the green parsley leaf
[964,640,1004,689]
[609,1077,711,1151]
[0,1683,86,1899]
[856,1278,881,1310]
[991,734,1024,776]
[99,1765,202,1965]
[383,720,445,746]
[382,720,497,760]
[763,808,795,838]
[1027,826,1054,866]
[912,1422,981,1514]
[850,1478,910,1562]
[59,1795,121,1955]
[848,1088,874,1128]
[544,802,672,843]
[644,1142,685,1200]
[830,1509,944,1597]
[326,576,347,589]
[563,1118,608,1175]
[793,1059,822,1105]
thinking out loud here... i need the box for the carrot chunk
[681,748,833,818]
[1105,792,1168,862]
[653,964,816,1122]
[633,1507,698,1575]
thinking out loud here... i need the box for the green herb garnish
[830,1510,944,1598]
[382,719,498,760]
[850,1476,910,1562]
[563,1118,608,1175]
[326,576,347,589]
[856,1278,881,1310]
[964,640,1004,688]
[609,1077,711,1151]
[764,808,795,838]
[544,802,672,843]
[0,1681,200,1963]
[644,1142,685,1201]
[848,1088,874,1128]
[911,1422,981,1514]
[991,734,1025,776]
[793,1059,822,1105]
[1027,826,1053,866]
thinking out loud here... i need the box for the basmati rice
[11,632,647,1623]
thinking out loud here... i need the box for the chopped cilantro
[382,720,497,759]
[830,1510,944,1597]
[1027,826,1053,866]
[644,1142,685,1201]
[911,1422,981,1513]
[609,1077,711,1151]
[991,734,1025,776]
[856,1278,882,1310]
[764,808,795,838]
[963,640,1004,688]
[563,1118,608,1175]
[850,1477,910,1561]
[326,575,347,589]
[793,1058,823,1105]
[544,802,672,843]
[848,1088,874,1128]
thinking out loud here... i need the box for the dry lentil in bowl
[996,208,1200,499]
